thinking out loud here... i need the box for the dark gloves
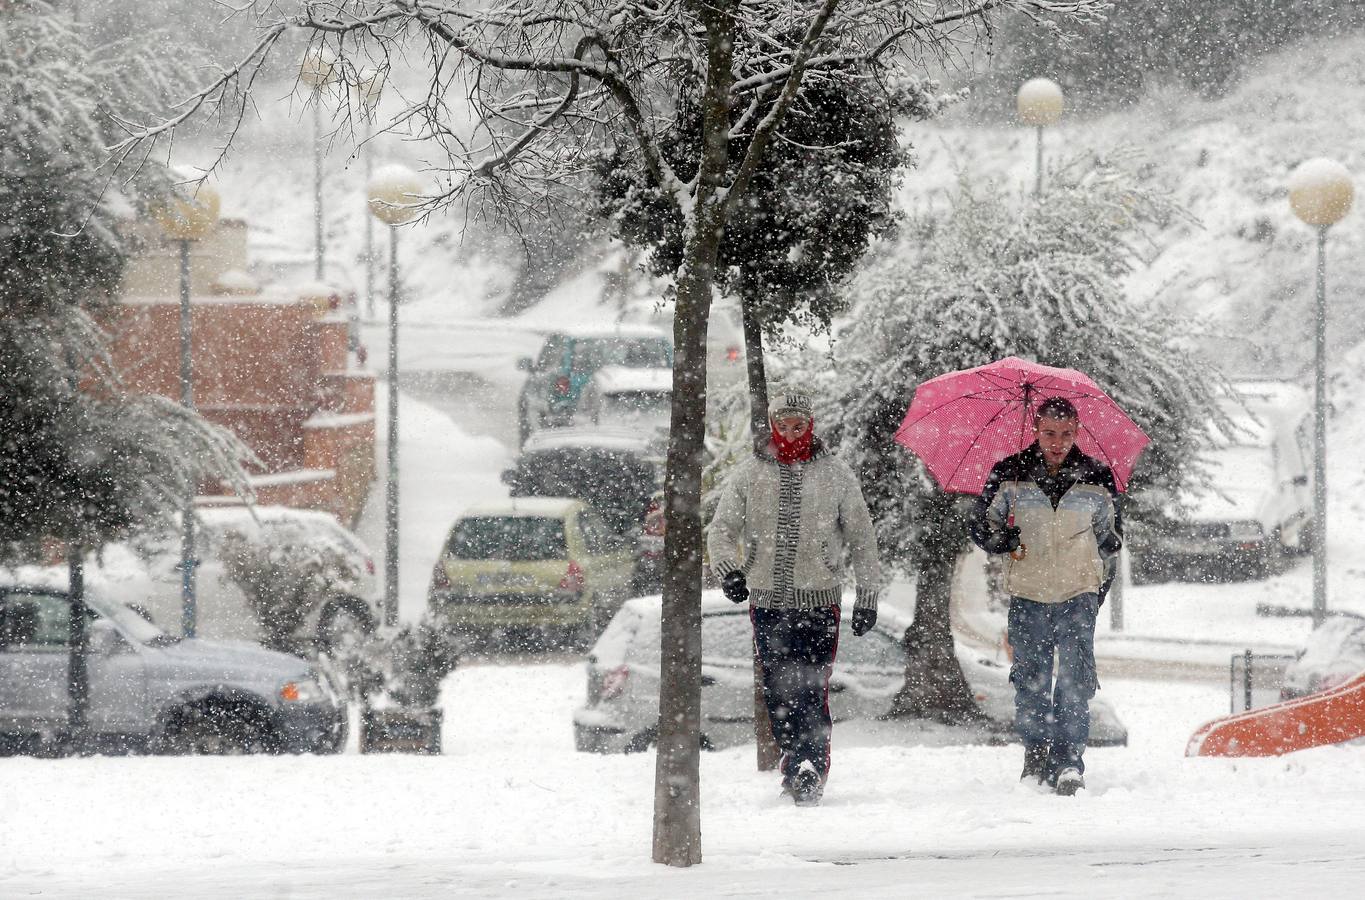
[852,607,877,637]
[721,570,749,604]
[1002,525,1022,553]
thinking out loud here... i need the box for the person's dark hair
[1035,397,1079,423]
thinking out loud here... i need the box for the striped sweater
[707,440,884,611]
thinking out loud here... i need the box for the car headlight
[279,676,327,704]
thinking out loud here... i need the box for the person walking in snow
[707,388,884,806]
[968,396,1122,796]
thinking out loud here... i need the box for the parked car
[516,325,673,445]
[1129,381,1313,583]
[572,592,1129,753]
[509,428,666,591]
[502,428,664,591]
[93,505,381,654]
[428,497,637,646]
[577,365,672,437]
[0,572,346,755]
[1280,614,1365,700]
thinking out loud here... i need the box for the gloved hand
[852,607,877,636]
[1002,525,1022,553]
[721,570,749,604]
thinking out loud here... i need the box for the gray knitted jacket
[707,440,884,612]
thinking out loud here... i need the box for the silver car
[0,574,346,755]
[573,591,1128,752]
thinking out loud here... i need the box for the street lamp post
[367,164,425,627]
[153,175,221,638]
[1017,78,1064,197]
[300,48,336,281]
[353,68,385,323]
[1288,158,1354,629]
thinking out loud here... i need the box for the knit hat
[770,389,814,421]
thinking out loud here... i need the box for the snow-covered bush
[216,527,365,653]
[336,620,460,710]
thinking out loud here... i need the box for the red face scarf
[771,418,814,464]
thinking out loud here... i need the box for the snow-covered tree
[116,0,1106,865]
[599,73,953,436]
[601,70,957,767]
[0,3,253,562]
[819,155,1229,721]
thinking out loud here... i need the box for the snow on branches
[110,1,1106,232]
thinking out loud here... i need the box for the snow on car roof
[520,427,654,455]
[593,366,673,394]
[458,497,585,518]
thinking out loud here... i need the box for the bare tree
[113,0,1104,867]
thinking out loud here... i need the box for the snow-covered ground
[4,665,1365,897]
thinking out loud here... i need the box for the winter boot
[1054,766,1085,796]
[792,760,823,807]
[1020,743,1050,787]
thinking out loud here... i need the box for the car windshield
[85,594,174,646]
[448,516,567,561]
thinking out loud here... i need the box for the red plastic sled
[1186,669,1365,757]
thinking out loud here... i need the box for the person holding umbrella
[967,396,1123,795]
[707,388,883,807]
[895,357,1144,795]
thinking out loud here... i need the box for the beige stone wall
[119,218,250,299]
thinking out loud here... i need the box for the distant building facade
[102,218,376,525]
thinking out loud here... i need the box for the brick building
[102,218,376,525]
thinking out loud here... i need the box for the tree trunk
[886,495,987,724]
[886,551,986,723]
[652,0,735,869]
[741,296,770,451]
[737,295,780,770]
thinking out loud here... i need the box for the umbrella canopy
[894,356,1149,494]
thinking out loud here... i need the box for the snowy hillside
[900,31,1365,380]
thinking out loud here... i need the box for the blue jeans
[1007,593,1099,774]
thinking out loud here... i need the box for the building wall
[104,219,376,526]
